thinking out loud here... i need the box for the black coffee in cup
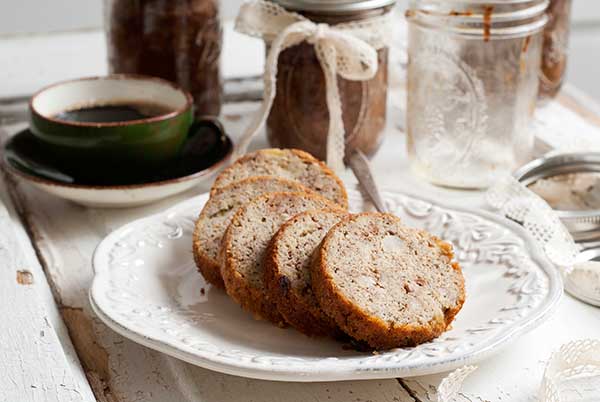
[54,102,173,123]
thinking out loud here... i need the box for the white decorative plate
[90,189,563,381]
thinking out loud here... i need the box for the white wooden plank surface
[0,176,96,402]
[2,27,600,402]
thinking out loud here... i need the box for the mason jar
[266,0,395,161]
[105,0,223,117]
[540,0,572,100]
[406,0,549,189]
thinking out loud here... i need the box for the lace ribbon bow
[234,0,392,172]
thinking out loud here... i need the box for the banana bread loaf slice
[221,192,339,325]
[312,213,465,350]
[265,209,347,337]
[211,149,348,209]
[193,176,312,289]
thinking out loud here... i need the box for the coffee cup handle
[187,116,226,141]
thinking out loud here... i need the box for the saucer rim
[2,128,233,191]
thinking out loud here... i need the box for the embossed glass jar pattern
[406,1,548,189]
[105,0,223,117]
[266,1,394,161]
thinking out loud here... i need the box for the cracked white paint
[0,180,95,402]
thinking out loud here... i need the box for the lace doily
[540,339,600,402]
[486,174,578,271]
[234,0,393,172]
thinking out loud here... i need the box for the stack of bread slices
[193,149,466,350]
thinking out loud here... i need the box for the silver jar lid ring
[406,0,549,39]
[273,0,396,13]
[515,152,600,237]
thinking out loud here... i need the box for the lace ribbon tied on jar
[234,0,393,172]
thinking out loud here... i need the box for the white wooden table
[1,25,600,402]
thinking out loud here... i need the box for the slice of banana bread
[220,192,339,325]
[265,209,347,337]
[211,149,348,209]
[193,176,312,289]
[312,213,466,350]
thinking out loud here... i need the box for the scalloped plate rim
[90,188,563,381]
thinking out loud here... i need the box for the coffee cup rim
[29,74,194,128]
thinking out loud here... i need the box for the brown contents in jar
[540,0,572,99]
[267,43,388,160]
[107,0,222,117]
[265,7,390,161]
[267,43,388,161]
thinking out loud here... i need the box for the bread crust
[221,192,339,325]
[210,148,349,209]
[192,176,312,289]
[193,241,226,289]
[312,213,466,350]
[264,209,347,337]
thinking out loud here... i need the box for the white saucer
[5,166,223,208]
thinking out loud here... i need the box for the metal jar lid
[273,0,397,13]
[514,152,600,240]
[406,0,549,39]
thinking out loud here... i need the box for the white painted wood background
[1,12,600,402]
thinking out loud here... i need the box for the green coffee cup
[29,75,214,184]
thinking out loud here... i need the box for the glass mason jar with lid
[105,0,223,117]
[266,0,395,161]
[406,0,549,189]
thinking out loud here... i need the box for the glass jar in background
[105,0,223,117]
[539,0,572,100]
[266,0,395,161]
[406,0,548,189]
